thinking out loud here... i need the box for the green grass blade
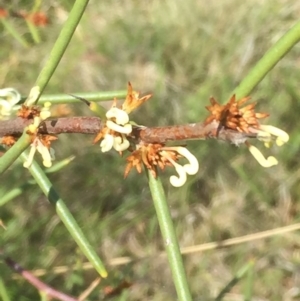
[0,277,11,301]
[148,171,192,301]
[215,261,253,301]
[20,151,108,278]
[26,19,41,44]
[244,260,255,301]
[232,20,300,99]
[0,18,29,48]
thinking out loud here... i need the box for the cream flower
[100,134,115,152]
[23,137,55,168]
[106,107,129,125]
[247,144,278,168]
[258,125,289,146]
[113,135,130,152]
[175,147,199,175]
[105,106,132,134]
[160,147,199,187]
[106,121,132,134]
[0,88,21,119]
[246,124,289,167]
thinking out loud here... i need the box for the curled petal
[0,87,21,105]
[160,150,188,187]
[23,142,38,168]
[113,135,130,151]
[106,120,132,134]
[100,134,114,152]
[248,144,278,168]
[23,138,54,168]
[0,88,21,118]
[256,130,272,142]
[170,163,187,187]
[36,140,52,167]
[175,147,199,175]
[259,125,289,146]
[106,107,129,125]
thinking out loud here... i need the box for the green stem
[148,171,192,301]
[0,133,31,175]
[25,0,90,105]
[232,20,300,99]
[21,90,127,105]
[20,152,108,278]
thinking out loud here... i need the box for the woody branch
[0,116,257,145]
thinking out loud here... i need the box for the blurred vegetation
[1,0,300,300]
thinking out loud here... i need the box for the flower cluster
[94,83,200,187]
[19,102,57,168]
[95,106,132,153]
[125,144,199,187]
[94,82,152,153]
[205,95,289,167]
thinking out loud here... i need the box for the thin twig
[0,117,256,145]
[4,256,79,301]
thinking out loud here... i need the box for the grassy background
[1,0,300,300]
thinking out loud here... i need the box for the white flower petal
[259,125,289,146]
[106,107,129,125]
[113,135,130,151]
[100,134,114,152]
[36,140,52,167]
[170,164,187,187]
[248,145,278,168]
[176,147,199,175]
[23,143,37,168]
[106,120,132,134]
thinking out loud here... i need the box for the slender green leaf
[20,151,108,278]
[232,20,300,99]
[215,261,252,301]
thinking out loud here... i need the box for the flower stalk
[148,171,192,301]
